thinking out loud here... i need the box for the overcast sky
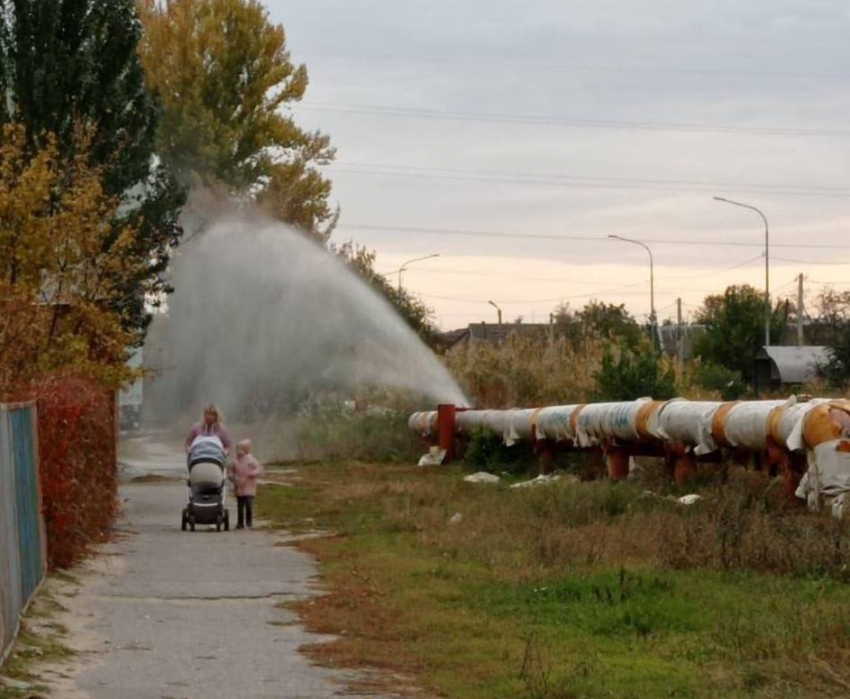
[265,0,850,328]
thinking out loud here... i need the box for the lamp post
[608,234,656,334]
[488,300,503,327]
[397,254,440,292]
[713,197,770,347]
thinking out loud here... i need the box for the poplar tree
[138,0,336,240]
[0,0,186,341]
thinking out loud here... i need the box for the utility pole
[549,312,555,345]
[677,297,684,364]
[797,273,805,346]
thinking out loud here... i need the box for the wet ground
[35,434,395,699]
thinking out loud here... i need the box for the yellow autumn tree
[137,0,336,239]
[0,124,143,391]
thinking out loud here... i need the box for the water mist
[148,216,468,421]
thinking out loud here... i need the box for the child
[229,439,263,529]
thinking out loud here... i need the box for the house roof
[755,345,830,384]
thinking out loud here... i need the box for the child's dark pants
[237,495,254,528]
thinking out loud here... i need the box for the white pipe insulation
[409,397,850,512]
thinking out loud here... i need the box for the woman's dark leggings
[237,496,254,528]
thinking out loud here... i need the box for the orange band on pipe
[711,402,739,448]
[530,407,545,441]
[635,401,664,441]
[570,405,586,438]
[766,403,787,446]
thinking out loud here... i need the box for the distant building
[442,322,556,349]
[753,345,829,392]
[657,324,705,362]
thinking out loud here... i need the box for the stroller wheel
[181,511,188,531]
[224,510,230,532]
[216,514,222,532]
[189,515,196,532]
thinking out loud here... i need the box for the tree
[0,124,141,389]
[820,325,850,389]
[814,287,850,334]
[594,348,676,401]
[554,300,643,348]
[694,285,785,382]
[332,242,440,348]
[0,0,185,340]
[138,0,336,240]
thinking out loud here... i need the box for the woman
[184,404,232,456]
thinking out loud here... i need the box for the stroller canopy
[188,435,226,468]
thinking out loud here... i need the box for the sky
[265,0,850,329]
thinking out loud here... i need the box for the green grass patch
[258,463,850,698]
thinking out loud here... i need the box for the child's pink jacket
[229,454,263,497]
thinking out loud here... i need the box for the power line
[771,254,850,266]
[300,52,850,80]
[810,279,850,286]
[333,165,850,198]
[301,102,850,138]
[384,266,632,287]
[420,280,646,305]
[331,161,850,198]
[666,254,764,280]
[340,223,850,251]
[388,252,765,287]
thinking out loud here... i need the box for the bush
[463,427,532,474]
[820,324,850,390]
[446,333,606,408]
[36,376,118,569]
[295,404,423,463]
[594,348,677,401]
[691,361,748,400]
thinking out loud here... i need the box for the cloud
[267,0,850,325]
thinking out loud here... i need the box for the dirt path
[38,435,395,699]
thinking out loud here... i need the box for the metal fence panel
[0,403,44,663]
[0,406,22,660]
[10,407,43,603]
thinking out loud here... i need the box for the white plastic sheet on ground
[417,446,446,467]
[510,474,564,489]
[463,471,501,484]
[677,494,702,506]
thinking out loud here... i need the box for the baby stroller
[182,435,230,532]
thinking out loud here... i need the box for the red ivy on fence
[35,377,118,569]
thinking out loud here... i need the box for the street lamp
[713,197,770,347]
[398,254,440,292]
[488,300,503,326]
[608,234,656,330]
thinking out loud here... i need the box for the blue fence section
[0,403,45,664]
[10,407,43,603]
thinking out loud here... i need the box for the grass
[259,462,850,699]
[0,580,76,699]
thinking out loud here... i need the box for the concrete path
[42,435,395,699]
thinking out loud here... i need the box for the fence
[0,402,46,664]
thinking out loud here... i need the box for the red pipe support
[606,446,630,481]
[437,404,458,463]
